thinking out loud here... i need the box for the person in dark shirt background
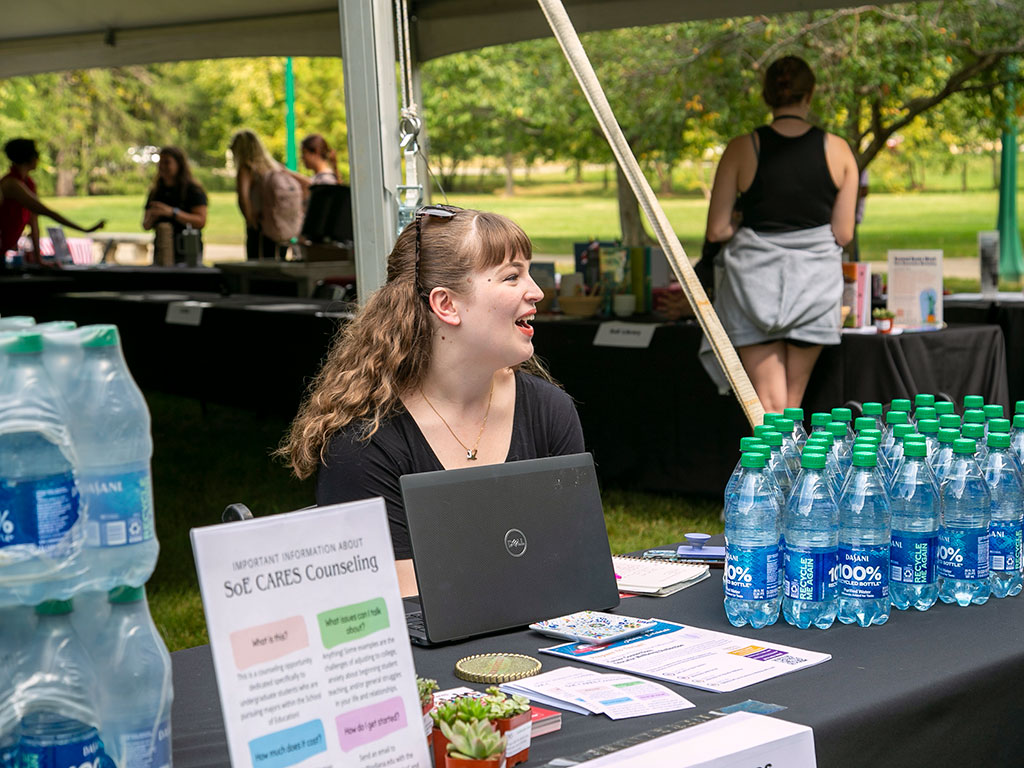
[142,146,208,264]
[279,206,584,595]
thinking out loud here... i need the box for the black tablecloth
[171,569,1024,768]
[20,290,1011,494]
[945,294,1024,405]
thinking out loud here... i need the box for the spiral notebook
[613,555,710,596]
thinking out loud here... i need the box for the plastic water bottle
[858,429,891,484]
[890,398,912,420]
[827,422,852,478]
[0,332,84,607]
[94,587,174,768]
[0,660,17,768]
[938,438,991,606]
[882,410,908,454]
[962,423,987,465]
[837,450,891,626]
[861,402,884,433]
[933,400,955,417]
[912,406,936,428]
[772,417,801,478]
[914,393,935,410]
[759,431,793,501]
[915,419,940,461]
[0,317,35,330]
[931,427,960,484]
[982,404,1004,435]
[982,433,1023,598]
[963,394,985,412]
[987,419,1022,474]
[804,435,842,498]
[939,413,961,431]
[1012,414,1024,466]
[62,326,158,592]
[725,437,767,503]
[853,416,875,435]
[40,327,85,401]
[782,451,838,629]
[783,408,807,448]
[830,408,854,448]
[963,407,986,431]
[762,412,782,427]
[888,440,940,611]
[724,452,781,628]
[809,412,831,436]
[887,423,916,479]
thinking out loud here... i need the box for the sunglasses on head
[414,204,462,280]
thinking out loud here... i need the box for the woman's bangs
[470,212,534,270]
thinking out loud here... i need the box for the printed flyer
[191,499,429,768]
[887,249,943,328]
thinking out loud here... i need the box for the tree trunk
[55,147,76,196]
[653,161,673,195]
[961,159,968,193]
[992,151,999,189]
[602,164,610,191]
[574,159,583,183]
[503,153,516,197]
[616,164,655,247]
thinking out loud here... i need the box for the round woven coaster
[454,653,542,684]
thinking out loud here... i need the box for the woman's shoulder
[515,369,574,412]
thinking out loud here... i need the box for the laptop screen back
[400,453,619,643]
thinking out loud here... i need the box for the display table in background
[170,558,1024,768]
[944,292,1024,405]
[16,290,1011,495]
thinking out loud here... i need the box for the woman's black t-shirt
[145,181,208,262]
[316,371,585,559]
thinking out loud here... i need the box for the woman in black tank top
[703,56,859,414]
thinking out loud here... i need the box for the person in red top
[0,138,105,270]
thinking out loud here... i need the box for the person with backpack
[229,129,305,260]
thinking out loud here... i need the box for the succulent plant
[455,696,492,723]
[417,677,439,708]
[431,699,459,727]
[441,719,507,761]
[483,686,531,719]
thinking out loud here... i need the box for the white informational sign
[886,250,943,328]
[575,712,816,768]
[592,321,658,349]
[165,300,211,326]
[540,621,830,693]
[190,500,430,768]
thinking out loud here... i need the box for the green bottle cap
[988,432,1011,449]
[854,439,879,452]
[1015,400,1024,415]
[913,407,937,422]
[963,409,986,424]
[1013,414,1024,429]
[891,399,912,412]
[810,412,832,427]
[826,422,848,438]
[741,452,768,469]
[917,419,939,435]
[904,433,927,443]
[852,451,878,467]
[988,418,1011,434]
[962,423,985,440]
[933,401,955,416]
[862,402,883,416]
[80,324,120,348]
[783,407,804,422]
[831,407,852,422]
[35,321,77,334]
[762,431,784,447]
[886,411,910,425]
[800,451,826,469]
[860,428,883,441]
[904,441,927,458]
[753,425,778,439]
[108,585,146,604]
[854,417,875,431]
[762,412,781,426]
[937,428,960,444]
[806,432,834,446]
[983,404,1004,420]
[1,331,43,355]
[953,438,976,455]
[35,600,73,615]
[963,395,985,409]
[774,417,794,433]
[914,394,935,408]
[739,437,766,452]
[892,424,915,439]
[938,414,962,430]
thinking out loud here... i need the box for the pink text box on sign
[230,615,309,670]
[335,696,407,752]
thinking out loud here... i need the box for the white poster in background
[887,250,943,328]
[190,499,430,768]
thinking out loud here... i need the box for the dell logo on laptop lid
[504,529,527,557]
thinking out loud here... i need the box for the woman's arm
[704,136,748,243]
[827,134,859,247]
[0,176,104,233]
[235,167,258,228]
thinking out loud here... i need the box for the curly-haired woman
[279,206,584,593]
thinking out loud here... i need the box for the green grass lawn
[43,188,1024,262]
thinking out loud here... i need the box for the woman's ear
[428,286,462,327]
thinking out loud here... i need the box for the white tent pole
[338,0,400,299]
[536,0,764,428]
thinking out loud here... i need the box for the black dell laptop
[399,453,619,645]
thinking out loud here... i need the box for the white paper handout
[190,499,430,768]
[540,621,830,693]
[887,249,943,328]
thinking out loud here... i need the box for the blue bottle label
[724,544,779,600]
[17,728,107,768]
[81,468,154,548]
[890,531,937,584]
[989,520,1022,572]
[116,719,171,768]
[1,742,15,768]
[937,528,989,580]
[783,548,838,601]
[0,472,79,553]
[838,545,889,599]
